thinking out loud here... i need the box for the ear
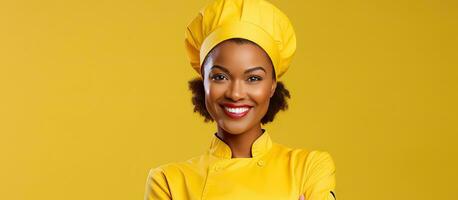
[270,80,277,98]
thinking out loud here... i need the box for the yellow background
[1,0,457,199]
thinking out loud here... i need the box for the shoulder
[271,143,335,168]
[145,154,211,198]
[304,150,335,171]
[147,154,207,180]
[145,155,204,199]
[145,163,173,188]
[276,146,336,199]
[271,143,336,183]
[145,164,174,199]
[289,147,336,176]
[302,150,336,186]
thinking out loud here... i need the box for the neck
[216,124,264,158]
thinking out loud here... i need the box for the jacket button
[257,159,265,167]
[214,165,221,172]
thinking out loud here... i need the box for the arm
[303,151,336,200]
[144,167,172,200]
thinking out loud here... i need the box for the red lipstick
[221,103,252,119]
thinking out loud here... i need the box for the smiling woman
[195,38,289,132]
[194,38,284,157]
[188,39,291,126]
[144,0,336,199]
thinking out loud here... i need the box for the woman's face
[202,40,277,135]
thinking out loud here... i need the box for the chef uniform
[145,0,336,199]
[144,130,336,200]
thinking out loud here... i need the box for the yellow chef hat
[185,0,296,79]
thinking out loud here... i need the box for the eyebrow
[210,65,266,75]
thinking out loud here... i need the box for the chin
[218,119,254,135]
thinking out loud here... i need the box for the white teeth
[225,107,249,114]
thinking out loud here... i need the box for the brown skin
[202,40,277,158]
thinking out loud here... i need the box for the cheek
[207,84,225,101]
[249,84,272,108]
[205,84,226,115]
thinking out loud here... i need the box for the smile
[221,103,252,119]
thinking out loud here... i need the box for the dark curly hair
[188,38,291,124]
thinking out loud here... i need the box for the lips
[221,103,252,119]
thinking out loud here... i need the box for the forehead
[205,40,273,72]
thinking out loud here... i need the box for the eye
[210,74,228,81]
[247,75,263,82]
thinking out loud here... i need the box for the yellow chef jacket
[144,130,336,200]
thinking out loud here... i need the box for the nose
[225,79,245,101]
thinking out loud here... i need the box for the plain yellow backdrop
[1,0,457,199]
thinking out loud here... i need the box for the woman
[144,0,336,199]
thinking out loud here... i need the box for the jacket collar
[209,129,273,159]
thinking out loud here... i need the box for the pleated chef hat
[185,0,296,79]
